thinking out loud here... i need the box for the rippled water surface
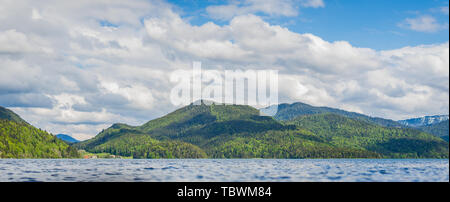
[0,159,448,182]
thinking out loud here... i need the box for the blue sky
[169,0,449,50]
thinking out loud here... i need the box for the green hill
[262,102,401,127]
[75,102,448,159]
[0,106,80,158]
[0,106,28,125]
[416,121,449,142]
[77,103,370,158]
[75,124,207,158]
[287,113,449,158]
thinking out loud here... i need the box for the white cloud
[400,15,447,33]
[0,29,41,53]
[144,14,380,74]
[31,8,42,20]
[206,0,324,20]
[99,80,155,110]
[300,0,325,8]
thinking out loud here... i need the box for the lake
[0,159,448,182]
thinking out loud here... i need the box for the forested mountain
[75,102,448,159]
[398,115,449,127]
[416,121,449,142]
[0,106,80,158]
[56,134,80,143]
[261,102,402,127]
[0,106,28,125]
[75,123,208,158]
[262,102,449,143]
[287,114,448,158]
[397,115,449,142]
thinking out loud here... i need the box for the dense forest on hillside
[81,131,207,158]
[3,102,445,159]
[0,119,80,158]
[287,114,448,158]
[0,106,80,158]
[204,129,381,158]
[0,106,28,125]
[75,103,449,159]
[263,102,402,127]
[416,121,449,142]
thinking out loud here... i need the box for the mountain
[0,106,80,158]
[0,106,28,125]
[261,102,402,127]
[287,113,448,158]
[76,102,448,159]
[416,121,449,142]
[397,115,449,142]
[56,134,80,143]
[398,115,449,127]
[75,102,380,158]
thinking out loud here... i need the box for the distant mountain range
[397,115,449,142]
[398,115,449,127]
[73,101,448,159]
[415,121,449,142]
[0,106,80,158]
[261,102,402,127]
[56,134,80,143]
[262,102,449,142]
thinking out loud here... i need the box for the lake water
[0,159,448,182]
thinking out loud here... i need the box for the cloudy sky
[0,0,448,140]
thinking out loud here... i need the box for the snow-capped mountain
[398,115,449,127]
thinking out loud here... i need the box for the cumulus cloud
[0,0,448,140]
[144,14,380,75]
[399,15,448,33]
[206,0,324,20]
[300,0,325,8]
[0,29,50,54]
[99,80,155,110]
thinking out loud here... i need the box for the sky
[0,0,448,140]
